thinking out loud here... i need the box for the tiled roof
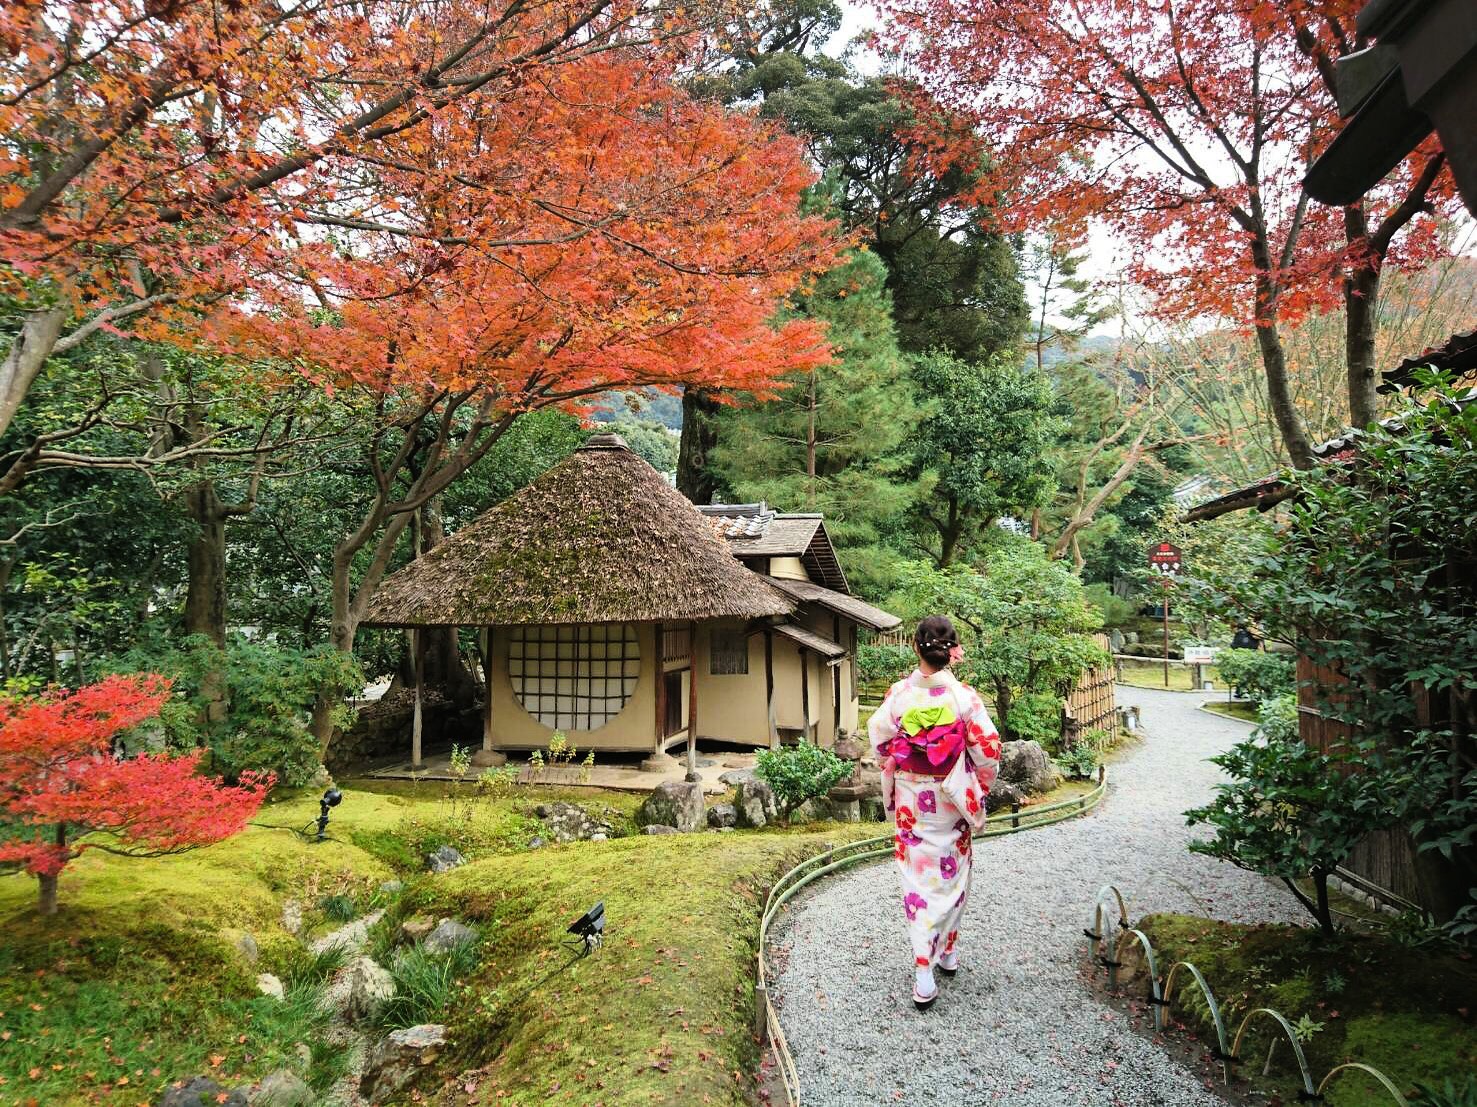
[1381,330,1477,391]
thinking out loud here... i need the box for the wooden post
[764,628,778,748]
[409,627,423,769]
[1162,580,1171,688]
[686,621,698,779]
[655,625,667,740]
[832,614,842,738]
[800,646,810,742]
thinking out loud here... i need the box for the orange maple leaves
[2,0,841,404]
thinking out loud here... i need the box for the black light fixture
[315,787,343,842]
[567,901,605,955]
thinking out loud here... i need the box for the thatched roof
[363,434,795,627]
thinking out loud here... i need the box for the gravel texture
[768,687,1309,1106]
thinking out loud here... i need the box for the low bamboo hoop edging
[755,767,1111,1107]
[1085,885,1413,1106]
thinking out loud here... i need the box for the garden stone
[985,781,1025,812]
[425,844,466,872]
[636,780,705,832]
[528,836,546,850]
[280,899,302,935]
[859,795,886,822]
[248,1070,313,1107]
[718,767,758,787]
[359,1024,446,1104]
[291,1043,313,1071]
[424,917,476,953]
[256,973,285,1000]
[734,777,774,828]
[707,803,737,829]
[591,832,608,842]
[400,915,435,944]
[829,797,861,823]
[642,823,679,834]
[998,740,1061,795]
[158,1077,247,1107]
[378,879,404,896]
[535,801,611,843]
[345,956,396,1022]
[309,909,383,956]
[232,931,259,965]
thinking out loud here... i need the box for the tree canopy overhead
[881,0,1460,464]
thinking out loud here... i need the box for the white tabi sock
[914,966,937,997]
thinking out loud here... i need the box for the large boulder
[423,918,477,953]
[359,1024,446,1104]
[734,777,776,829]
[998,740,1061,795]
[985,780,1025,812]
[345,956,396,1023]
[248,1070,314,1107]
[158,1077,247,1107]
[636,780,705,832]
[425,844,466,873]
[534,801,611,843]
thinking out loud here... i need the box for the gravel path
[768,687,1309,1107]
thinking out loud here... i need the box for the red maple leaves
[0,675,269,913]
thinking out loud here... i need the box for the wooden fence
[1296,654,1466,919]
[1064,634,1117,741]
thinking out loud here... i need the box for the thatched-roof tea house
[362,434,899,770]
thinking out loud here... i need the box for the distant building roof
[699,503,848,592]
[1381,329,1477,391]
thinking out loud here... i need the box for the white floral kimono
[868,668,1001,969]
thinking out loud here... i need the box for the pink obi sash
[883,718,967,778]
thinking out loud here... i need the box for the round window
[507,623,641,732]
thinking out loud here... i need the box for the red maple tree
[881,0,1459,466]
[0,675,269,915]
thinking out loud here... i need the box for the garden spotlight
[315,788,343,842]
[567,901,605,955]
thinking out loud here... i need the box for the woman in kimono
[868,615,1001,1009]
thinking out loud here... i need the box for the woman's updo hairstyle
[914,615,959,669]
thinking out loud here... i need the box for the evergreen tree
[710,249,921,592]
[904,351,1061,567]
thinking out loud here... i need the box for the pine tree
[711,248,921,589]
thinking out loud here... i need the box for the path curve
[768,687,1308,1107]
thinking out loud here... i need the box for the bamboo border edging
[755,767,1111,1107]
[1085,885,1412,1106]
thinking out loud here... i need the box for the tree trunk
[182,478,230,725]
[414,500,479,707]
[805,370,817,507]
[676,387,722,505]
[0,307,67,441]
[937,499,963,567]
[37,871,58,916]
[37,824,65,916]
[1344,262,1381,429]
[183,482,228,647]
[1251,300,1317,469]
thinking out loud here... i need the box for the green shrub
[1254,692,1299,743]
[99,634,361,785]
[1215,647,1294,702]
[755,743,852,822]
[857,642,915,684]
[1005,691,1062,748]
[1055,744,1097,779]
[1412,1075,1477,1107]
[1084,582,1135,627]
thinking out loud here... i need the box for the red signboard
[1148,542,1183,575]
